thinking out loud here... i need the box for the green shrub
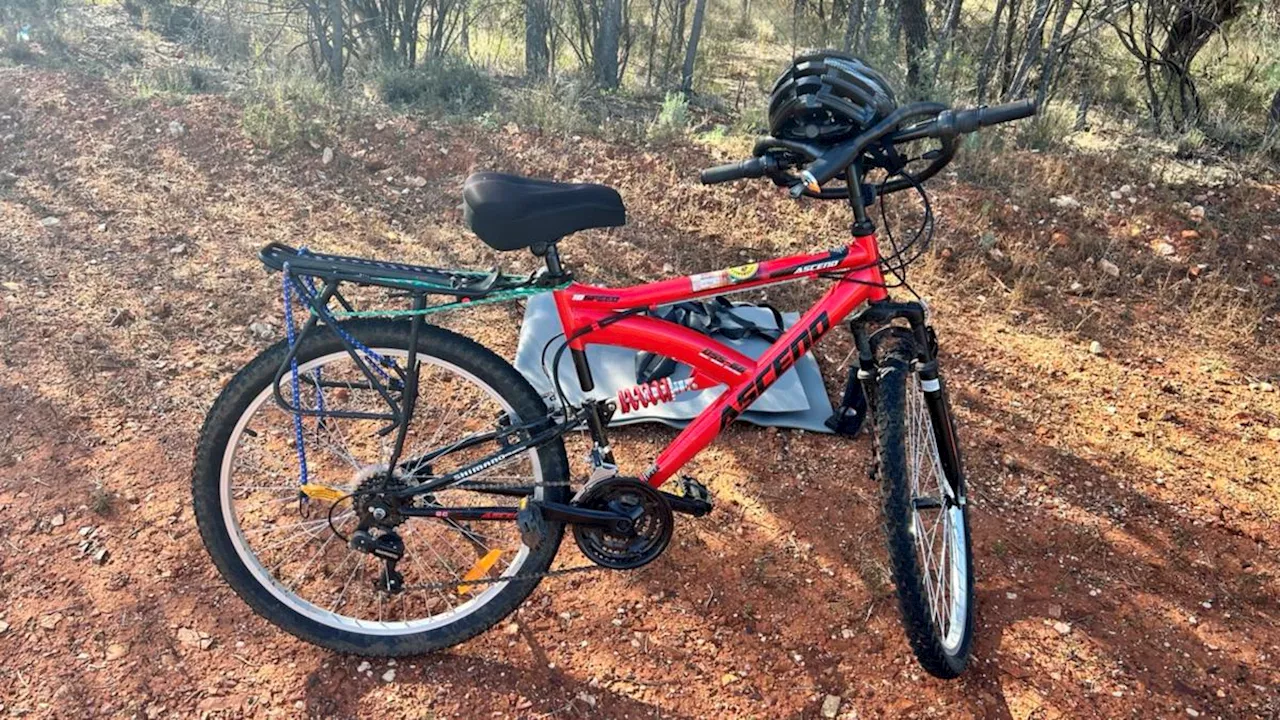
[1016,102,1074,151]
[1174,127,1207,158]
[509,76,594,134]
[240,73,333,151]
[133,64,219,99]
[648,92,689,141]
[379,58,493,115]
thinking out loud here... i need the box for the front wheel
[869,331,975,678]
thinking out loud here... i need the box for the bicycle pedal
[662,476,713,517]
[516,497,548,550]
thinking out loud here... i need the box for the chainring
[572,478,673,570]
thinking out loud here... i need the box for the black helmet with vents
[767,50,897,143]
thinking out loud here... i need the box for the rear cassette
[573,478,673,570]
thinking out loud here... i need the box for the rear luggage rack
[260,242,556,297]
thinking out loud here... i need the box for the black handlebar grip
[699,157,766,184]
[953,99,1039,133]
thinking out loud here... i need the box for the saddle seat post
[534,242,569,280]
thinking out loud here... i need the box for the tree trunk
[842,0,864,52]
[1270,88,1280,132]
[1160,0,1244,129]
[680,0,707,93]
[974,0,1008,103]
[1006,0,1051,100]
[899,0,929,91]
[661,0,688,87]
[525,0,550,78]
[596,0,622,88]
[998,0,1021,96]
[326,0,345,83]
[1033,0,1072,109]
[859,0,879,53]
[930,0,962,79]
[645,0,662,87]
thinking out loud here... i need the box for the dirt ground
[1,63,1279,720]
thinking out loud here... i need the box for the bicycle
[192,59,1036,677]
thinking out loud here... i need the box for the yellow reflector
[456,549,504,595]
[300,484,345,503]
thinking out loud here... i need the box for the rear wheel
[869,331,975,678]
[192,320,569,655]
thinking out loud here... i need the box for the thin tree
[525,0,550,78]
[898,0,930,90]
[680,0,707,93]
[596,0,622,88]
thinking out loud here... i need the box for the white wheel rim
[219,349,539,635]
[905,373,968,654]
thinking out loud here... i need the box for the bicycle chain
[401,562,608,593]
[398,478,608,592]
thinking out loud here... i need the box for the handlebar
[699,156,774,184]
[699,99,1038,198]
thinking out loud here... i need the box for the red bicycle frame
[553,231,889,487]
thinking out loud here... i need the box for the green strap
[327,284,566,319]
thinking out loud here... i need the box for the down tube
[641,278,875,487]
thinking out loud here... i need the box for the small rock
[1048,604,1063,619]
[169,243,186,255]
[821,694,842,719]
[576,692,597,708]
[1180,229,1201,241]
[106,643,129,660]
[0,619,8,634]
[1089,341,1103,356]
[40,216,61,227]
[403,175,427,189]
[109,308,133,327]
[357,661,371,673]
[1098,259,1120,278]
[1186,709,1200,718]
[322,147,334,165]
[1119,184,1132,194]
[168,120,185,137]
[1068,280,1085,294]
[40,613,63,630]
[1109,190,1123,200]
[1267,428,1280,442]
[1152,241,1176,256]
[720,672,738,686]
[1049,195,1081,210]
[50,512,65,527]
[1052,621,1071,635]
[248,322,274,340]
[1051,231,1070,247]
[504,623,519,635]
[1188,205,1206,222]
[987,248,1005,262]
[1005,592,1018,600]
[93,547,110,565]
[178,627,213,650]
[381,669,396,682]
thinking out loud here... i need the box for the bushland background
[0,0,1278,717]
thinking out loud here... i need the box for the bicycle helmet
[767,50,897,143]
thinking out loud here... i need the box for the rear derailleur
[348,470,411,595]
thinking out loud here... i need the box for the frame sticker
[690,270,729,291]
[727,262,760,282]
